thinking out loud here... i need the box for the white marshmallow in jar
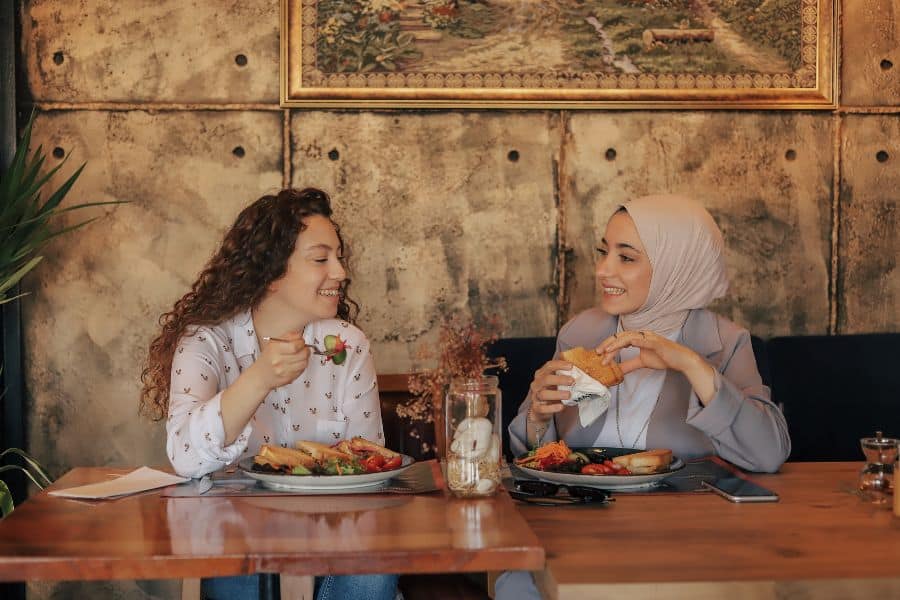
[444,376,502,498]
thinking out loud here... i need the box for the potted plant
[1,111,123,303]
[1,110,125,510]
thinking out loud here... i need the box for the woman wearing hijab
[496,194,790,599]
[509,194,790,471]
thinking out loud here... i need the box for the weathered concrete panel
[838,115,900,332]
[841,0,900,106]
[23,110,283,476]
[22,0,279,103]
[564,112,833,338]
[292,111,560,372]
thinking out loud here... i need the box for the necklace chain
[615,387,658,449]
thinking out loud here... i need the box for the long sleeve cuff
[508,404,559,457]
[192,392,253,465]
[684,371,743,436]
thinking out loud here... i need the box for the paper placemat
[48,467,189,499]
[162,460,441,498]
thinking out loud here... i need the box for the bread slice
[295,440,354,461]
[612,449,673,474]
[255,444,317,469]
[332,440,355,456]
[349,436,400,459]
[561,347,624,387]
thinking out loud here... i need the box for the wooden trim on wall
[377,373,413,393]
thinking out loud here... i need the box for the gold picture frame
[281,0,836,109]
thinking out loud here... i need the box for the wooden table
[519,462,900,600]
[0,462,543,583]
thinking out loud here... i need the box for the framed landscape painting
[281,0,836,109]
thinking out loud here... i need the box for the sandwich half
[612,449,673,474]
[295,440,354,461]
[254,444,318,471]
[349,436,400,459]
[561,347,624,387]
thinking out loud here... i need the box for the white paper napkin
[48,467,189,499]
[558,365,612,427]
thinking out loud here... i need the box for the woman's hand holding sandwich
[527,360,575,422]
[595,329,717,405]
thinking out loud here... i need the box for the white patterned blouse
[165,309,384,478]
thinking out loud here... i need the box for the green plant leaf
[14,146,45,200]
[0,448,52,487]
[0,290,31,305]
[0,200,125,232]
[0,111,34,202]
[36,162,86,215]
[0,255,43,297]
[44,216,101,241]
[0,480,13,517]
[1,108,126,301]
[13,156,65,209]
[0,465,50,492]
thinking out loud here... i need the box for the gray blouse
[508,307,791,473]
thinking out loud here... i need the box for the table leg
[180,578,200,600]
[281,574,315,599]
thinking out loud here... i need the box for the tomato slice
[581,463,611,475]
[361,454,386,473]
[382,456,402,471]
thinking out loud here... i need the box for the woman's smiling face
[594,210,652,316]
[267,214,346,325]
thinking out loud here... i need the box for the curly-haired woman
[141,187,397,600]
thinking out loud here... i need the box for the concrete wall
[13,1,900,597]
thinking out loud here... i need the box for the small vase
[444,376,502,498]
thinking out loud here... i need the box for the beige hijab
[619,194,729,336]
[595,194,729,449]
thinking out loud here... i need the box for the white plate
[517,457,684,490]
[239,455,415,491]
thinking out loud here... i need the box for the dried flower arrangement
[398,315,507,442]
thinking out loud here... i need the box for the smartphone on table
[701,476,779,503]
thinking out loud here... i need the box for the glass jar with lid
[444,376,502,498]
[858,431,899,505]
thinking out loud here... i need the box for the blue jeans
[494,571,541,600]
[200,573,398,600]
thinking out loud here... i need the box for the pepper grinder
[859,431,899,505]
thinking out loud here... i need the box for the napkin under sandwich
[558,365,613,427]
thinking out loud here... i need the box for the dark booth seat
[768,333,900,462]
[487,337,558,460]
[382,332,900,465]
[487,333,900,463]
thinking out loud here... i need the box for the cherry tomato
[581,463,612,475]
[361,454,386,473]
[382,455,402,471]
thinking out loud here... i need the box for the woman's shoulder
[179,322,232,351]
[684,309,752,354]
[557,307,617,349]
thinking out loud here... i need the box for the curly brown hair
[140,188,359,421]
